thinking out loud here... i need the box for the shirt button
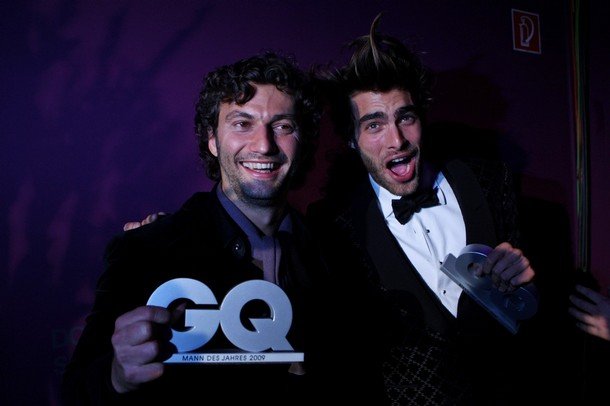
[230,238,247,259]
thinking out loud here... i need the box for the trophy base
[441,244,538,334]
[164,351,304,364]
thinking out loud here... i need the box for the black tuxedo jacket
[307,158,525,405]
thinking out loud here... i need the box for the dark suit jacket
[307,158,527,405]
[61,189,337,405]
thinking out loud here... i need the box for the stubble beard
[219,155,294,208]
[237,180,287,207]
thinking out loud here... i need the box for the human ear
[207,128,218,157]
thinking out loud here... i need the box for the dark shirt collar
[215,185,292,238]
[215,185,292,283]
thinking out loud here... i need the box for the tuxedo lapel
[443,160,498,247]
[344,161,503,333]
[345,179,456,333]
[442,160,507,330]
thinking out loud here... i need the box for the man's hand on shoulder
[123,212,167,231]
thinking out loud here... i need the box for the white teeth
[390,157,408,164]
[243,162,276,170]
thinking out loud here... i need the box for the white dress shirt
[370,172,466,316]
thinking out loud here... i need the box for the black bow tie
[391,188,440,224]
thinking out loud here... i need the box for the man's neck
[418,159,440,191]
[231,200,286,236]
[216,183,289,236]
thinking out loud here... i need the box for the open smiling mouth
[241,161,281,173]
[386,152,417,178]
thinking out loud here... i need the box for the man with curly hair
[61,52,361,405]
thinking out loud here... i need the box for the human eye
[363,121,382,133]
[232,120,253,132]
[397,112,418,126]
[272,121,296,136]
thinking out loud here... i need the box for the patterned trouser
[382,330,473,406]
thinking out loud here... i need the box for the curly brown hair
[194,52,321,188]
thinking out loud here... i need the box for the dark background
[1,1,608,404]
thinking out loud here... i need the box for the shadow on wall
[288,112,345,213]
[428,65,509,131]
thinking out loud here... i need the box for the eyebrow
[394,105,418,118]
[358,111,386,124]
[225,111,254,121]
[358,104,418,124]
[224,111,296,122]
[271,114,296,123]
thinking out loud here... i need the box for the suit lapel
[443,160,498,247]
[442,160,506,329]
[345,179,456,333]
[344,161,501,332]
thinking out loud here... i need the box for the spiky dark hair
[319,13,433,142]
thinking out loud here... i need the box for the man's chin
[239,185,287,206]
[243,195,278,207]
[382,178,419,197]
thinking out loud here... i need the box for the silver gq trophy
[440,244,538,334]
[147,278,304,364]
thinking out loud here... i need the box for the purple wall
[1,1,608,404]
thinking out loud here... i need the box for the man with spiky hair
[308,14,536,405]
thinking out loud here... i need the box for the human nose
[386,123,407,149]
[249,126,279,154]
